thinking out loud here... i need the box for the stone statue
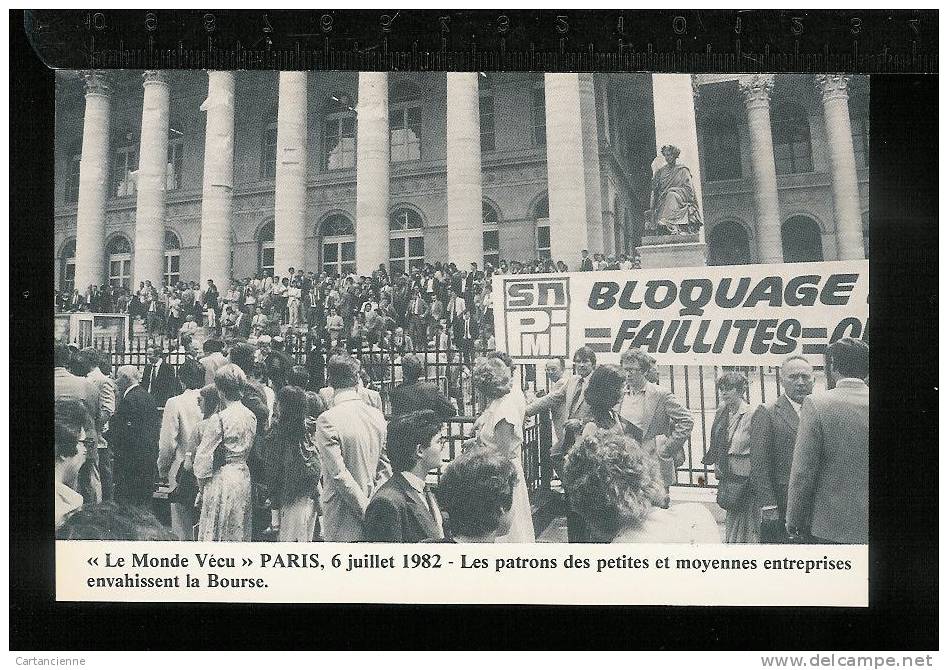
[646,144,702,236]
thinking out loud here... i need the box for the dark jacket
[747,395,800,521]
[363,473,443,543]
[142,360,181,408]
[107,385,160,505]
[390,380,457,420]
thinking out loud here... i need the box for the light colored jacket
[157,389,203,480]
[318,385,383,412]
[786,379,869,544]
[620,382,693,465]
[526,372,590,457]
[314,389,391,541]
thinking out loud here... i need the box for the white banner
[493,260,869,366]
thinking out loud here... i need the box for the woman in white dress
[193,364,257,542]
[470,357,535,543]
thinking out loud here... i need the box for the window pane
[341,242,355,261]
[408,236,424,257]
[537,226,550,248]
[342,262,357,276]
[323,243,338,263]
[390,238,405,259]
[170,255,180,272]
[484,230,499,250]
[484,253,500,268]
[390,260,405,275]
[407,106,421,129]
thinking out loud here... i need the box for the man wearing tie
[452,307,478,365]
[363,410,446,542]
[526,346,596,541]
[407,288,429,349]
[142,345,181,408]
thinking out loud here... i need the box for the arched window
[167,126,185,190]
[260,109,278,179]
[851,115,869,170]
[389,208,424,274]
[257,220,275,276]
[771,103,813,175]
[390,81,422,162]
[534,195,550,260]
[112,143,138,198]
[482,202,500,269]
[325,92,356,170]
[531,80,547,147]
[479,74,496,153]
[782,216,824,263]
[320,214,356,277]
[65,153,81,203]
[703,112,742,181]
[707,221,751,266]
[164,231,181,286]
[60,239,76,293]
[107,236,132,288]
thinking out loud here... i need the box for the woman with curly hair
[435,448,517,543]
[470,356,535,542]
[564,429,719,543]
[193,364,257,541]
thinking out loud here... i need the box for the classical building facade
[53,71,868,293]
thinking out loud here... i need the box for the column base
[636,236,707,268]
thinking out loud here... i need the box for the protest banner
[493,260,869,366]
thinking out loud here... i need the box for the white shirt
[123,382,140,399]
[785,395,802,416]
[55,480,83,529]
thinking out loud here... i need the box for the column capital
[142,70,169,88]
[80,70,112,98]
[815,74,851,102]
[738,74,775,109]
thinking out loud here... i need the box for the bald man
[106,366,160,507]
[748,355,815,543]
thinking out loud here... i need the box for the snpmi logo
[503,277,570,358]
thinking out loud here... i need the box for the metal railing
[86,334,803,490]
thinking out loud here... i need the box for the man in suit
[107,365,160,508]
[787,338,869,544]
[364,410,445,542]
[539,357,572,449]
[390,353,457,420]
[451,307,479,365]
[406,287,429,350]
[747,355,815,543]
[80,348,117,502]
[314,355,391,541]
[619,347,693,490]
[526,346,597,542]
[580,249,594,272]
[55,344,102,503]
[142,344,181,408]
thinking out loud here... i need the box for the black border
[9,9,937,650]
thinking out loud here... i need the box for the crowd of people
[56,249,640,350]
[54,309,869,544]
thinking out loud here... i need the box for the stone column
[740,74,783,264]
[199,71,235,286]
[133,70,170,287]
[446,72,484,267]
[816,74,864,260]
[355,72,390,274]
[544,73,604,265]
[273,71,309,274]
[74,71,112,290]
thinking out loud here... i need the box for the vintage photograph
[51,69,869,548]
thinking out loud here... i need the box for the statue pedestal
[636,234,707,269]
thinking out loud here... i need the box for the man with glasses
[54,343,102,504]
[619,348,694,495]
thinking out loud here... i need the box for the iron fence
[87,334,806,490]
